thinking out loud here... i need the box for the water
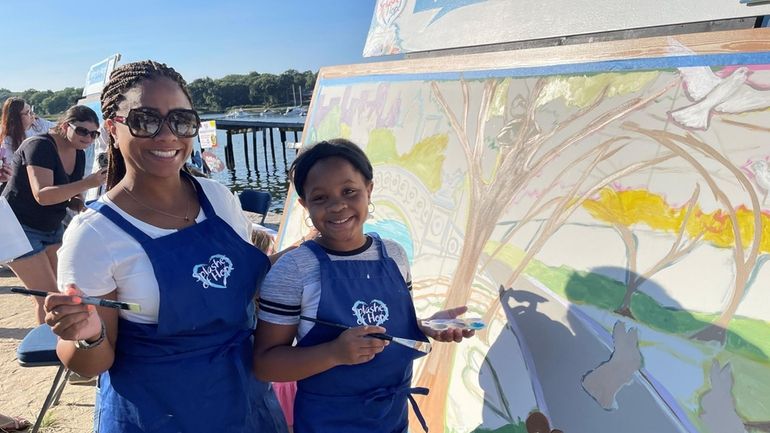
[199,113,304,214]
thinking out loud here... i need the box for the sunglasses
[68,123,101,139]
[112,108,200,138]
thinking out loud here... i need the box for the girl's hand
[44,285,102,342]
[419,306,476,342]
[330,325,389,365]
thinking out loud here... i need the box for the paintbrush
[299,315,431,354]
[10,288,142,312]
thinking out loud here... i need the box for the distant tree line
[188,69,317,112]
[0,68,317,115]
[0,87,83,116]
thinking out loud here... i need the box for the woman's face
[63,121,99,150]
[20,104,34,130]
[107,77,194,180]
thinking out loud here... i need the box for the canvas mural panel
[280,30,770,433]
[364,0,770,57]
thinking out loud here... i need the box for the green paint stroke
[484,241,770,363]
[720,354,770,422]
[314,105,343,141]
[471,421,527,433]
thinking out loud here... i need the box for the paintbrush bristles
[393,337,432,354]
[412,340,432,354]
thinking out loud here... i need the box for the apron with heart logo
[90,174,287,433]
[295,234,429,433]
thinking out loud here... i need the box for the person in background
[1,97,56,162]
[253,138,475,433]
[42,60,288,433]
[2,105,105,324]
[1,99,57,199]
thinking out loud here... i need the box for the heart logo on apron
[352,299,390,326]
[192,254,234,289]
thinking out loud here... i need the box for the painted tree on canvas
[411,66,770,429]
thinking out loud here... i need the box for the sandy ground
[0,270,95,432]
[0,211,282,432]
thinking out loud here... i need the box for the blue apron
[91,174,287,433]
[295,234,429,433]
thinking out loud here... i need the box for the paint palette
[421,318,486,331]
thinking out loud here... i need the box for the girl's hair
[53,105,99,134]
[0,97,28,151]
[100,60,193,190]
[289,138,373,199]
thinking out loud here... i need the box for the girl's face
[299,157,373,252]
[106,77,194,181]
[63,121,99,150]
[20,104,34,130]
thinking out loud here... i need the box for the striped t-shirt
[257,235,411,340]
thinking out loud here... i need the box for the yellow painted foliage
[488,78,512,118]
[584,187,770,254]
[366,129,399,163]
[583,188,685,230]
[537,71,660,108]
[692,206,770,253]
[366,130,448,193]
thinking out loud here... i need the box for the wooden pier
[213,117,305,172]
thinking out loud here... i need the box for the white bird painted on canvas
[749,159,770,205]
[666,39,770,130]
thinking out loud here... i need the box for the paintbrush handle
[10,288,48,297]
[299,315,392,341]
[299,315,350,330]
[10,287,140,311]
[299,315,430,353]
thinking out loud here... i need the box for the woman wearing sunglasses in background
[1,104,106,324]
[42,60,289,433]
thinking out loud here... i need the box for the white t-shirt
[57,178,252,324]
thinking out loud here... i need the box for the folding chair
[239,190,272,225]
[17,324,71,433]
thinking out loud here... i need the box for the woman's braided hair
[100,60,193,190]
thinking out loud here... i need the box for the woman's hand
[68,196,85,212]
[0,163,12,183]
[44,284,102,342]
[419,306,476,342]
[84,169,108,189]
[330,325,389,365]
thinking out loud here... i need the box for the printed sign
[83,54,121,97]
[199,120,218,149]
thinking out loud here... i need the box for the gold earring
[368,202,376,214]
[304,216,314,227]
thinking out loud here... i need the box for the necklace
[121,179,193,222]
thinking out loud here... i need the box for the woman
[1,97,56,164]
[43,60,288,433]
[2,105,105,323]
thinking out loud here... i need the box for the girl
[253,138,474,433]
[2,104,105,323]
[43,60,287,433]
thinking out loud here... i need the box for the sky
[0,0,381,92]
